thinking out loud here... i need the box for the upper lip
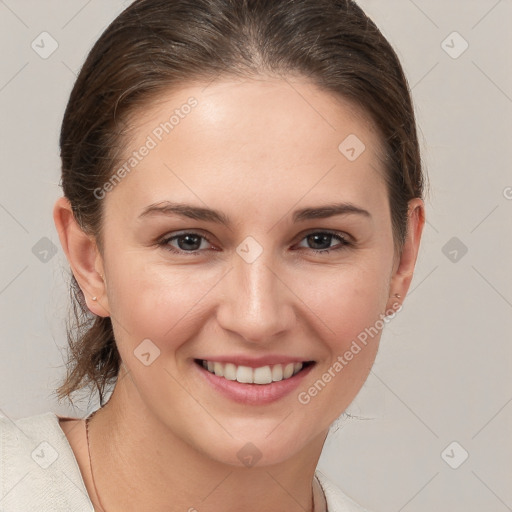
[195,355,315,368]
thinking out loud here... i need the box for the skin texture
[54,76,425,512]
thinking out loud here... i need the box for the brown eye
[159,232,212,254]
[296,231,350,254]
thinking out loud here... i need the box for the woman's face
[97,77,405,466]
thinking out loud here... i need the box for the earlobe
[387,198,426,308]
[53,197,109,317]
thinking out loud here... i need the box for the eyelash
[157,230,352,256]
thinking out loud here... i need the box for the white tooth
[253,366,272,385]
[207,361,215,372]
[202,360,208,369]
[224,363,237,380]
[213,362,224,377]
[236,365,254,383]
[271,364,283,382]
[293,362,303,375]
[283,363,294,379]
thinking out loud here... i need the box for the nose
[216,253,295,345]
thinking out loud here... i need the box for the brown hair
[56,0,427,406]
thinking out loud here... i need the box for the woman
[1,0,425,510]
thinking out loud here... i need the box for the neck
[87,367,328,512]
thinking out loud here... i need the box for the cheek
[106,257,224,352]
[105,263,222,413]
[291,259,391,347]
[290,261,390,417]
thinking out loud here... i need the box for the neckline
[51,411,330,512]
[51,412,96,508]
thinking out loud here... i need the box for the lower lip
[194,361,315,405]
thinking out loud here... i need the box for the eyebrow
[138,201,371,226]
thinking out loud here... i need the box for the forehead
[106,77,388,219]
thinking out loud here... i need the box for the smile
[195,359,315,385]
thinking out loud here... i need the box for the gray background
[1,1,511,511]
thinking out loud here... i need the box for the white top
[0,412,371,512]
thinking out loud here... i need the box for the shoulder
[315,469,373,512]
[0,411,94,511]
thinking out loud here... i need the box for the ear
[53,196,110,317]
[386,198,425,311]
